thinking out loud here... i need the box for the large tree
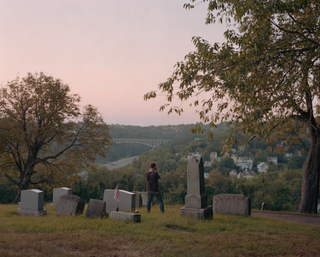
[144,0,320,213]
[0,72,112,203]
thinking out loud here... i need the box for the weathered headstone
[180,157,213,219]
[51,187,72,206]
[134,191,142,208]
[213,194,251,216]
[86,199,107,218]
[110,211,141,222]
[140,192,148,207]
[103,189,135,213]
[17,189,47,216]
[56,194,85,216]
[139,192,154,207]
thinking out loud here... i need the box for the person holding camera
[144,161,164,213]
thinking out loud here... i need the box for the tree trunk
[298,135,320,214]
[12,169,32,204]
[12,191,21,205]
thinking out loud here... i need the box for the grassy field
[0,204,319,257]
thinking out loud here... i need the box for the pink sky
[0,0,226,126]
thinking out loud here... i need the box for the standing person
[144,161,164,213]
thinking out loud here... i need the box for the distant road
[104,156,139,170]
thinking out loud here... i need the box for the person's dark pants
[147,191,164,212]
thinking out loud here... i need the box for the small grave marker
[56,194,85,216]
[86,199,107,218]
[110,211,141,222]
[213,194,251,216]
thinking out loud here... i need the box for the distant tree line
[108,123,214,140]
[72,131,306,212]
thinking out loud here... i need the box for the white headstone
[103,189,135,213]
[52,187,72,206]
[18,189,47,216]
[140,192,148,207]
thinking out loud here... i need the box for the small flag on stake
[113,183,120,202]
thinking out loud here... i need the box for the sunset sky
[0,0,226,126]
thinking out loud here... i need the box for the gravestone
[103,189,135,213]
[17,189,47,216]
[134,191,142,208]
[86,199,107,218]
[213,194,251,216]
[140,192,148,207]
[56,194,85,216]
[180,157,213,219]
[51,187,72,206]
[110,211,141,222]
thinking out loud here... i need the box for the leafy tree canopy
[253,150,269,166]
[0,72,112,203]
[287,155,306,170]
[144,0,320,213]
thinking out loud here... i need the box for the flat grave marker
[213,194,251,216]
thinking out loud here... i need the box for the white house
[204,161,212,167]
[237,170,256,179]
[186,152,202,161]
[238,146,245,152]
[257,162,269,173]
[236,156,253,170]
[229,169,237,177]
[210,152,218,161]
[231,154,237,163]
[285,152,293,160]
[267,156,278,166]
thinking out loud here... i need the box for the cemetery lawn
[0,204,319,257]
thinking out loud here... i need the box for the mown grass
[0,204,319,257]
